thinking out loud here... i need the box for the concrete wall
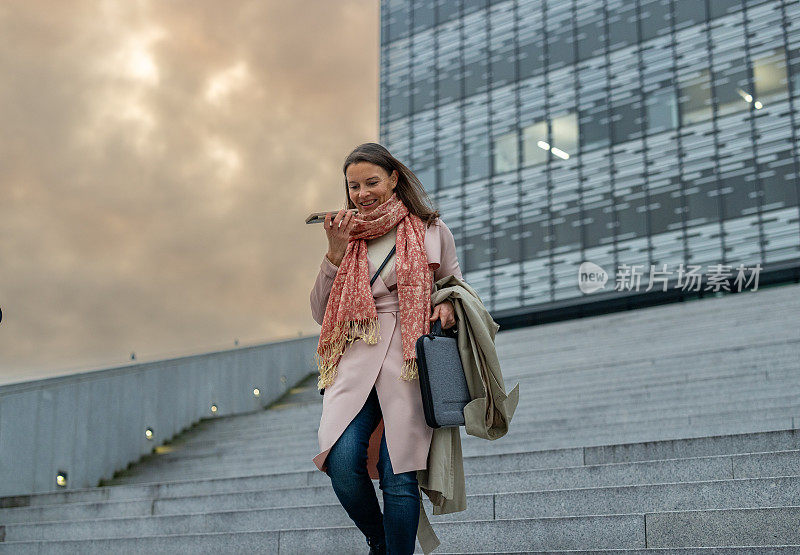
[0,335,321,497]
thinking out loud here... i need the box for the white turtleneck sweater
[366,225,397,286]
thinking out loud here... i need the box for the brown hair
[342,142,440,227]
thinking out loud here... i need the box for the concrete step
[493,475,800,519]
[4,462,798,527]
[159,347,800,442]
[151,404,800,467]
[510,386,800,423]
[496,291,799,336]
[110,402,800,476]
[509,357,799,396]
[467,428,800,466]
[506,398,800,433]
[462,416,800,456]
[497,323,798,364]
[501,342,800,384]
[6,447,798,513]
[164,367,799,444]
[138,362,797,455]
[509,316,794,344]
[172,364,798,440]
[105,461,320,485]
[183,355,798,433]
[175,373,798,441]
[102,420,800,486]
[435,549,800,554]
[1,507,798,553]
[421,506,800,552]
[499,336,799,376]
[182,407,321,433]
[179,358,798,437]
[139,386,799,458]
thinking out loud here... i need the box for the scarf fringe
[399,358,418,381]
[315,317,380,390]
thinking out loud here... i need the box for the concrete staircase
[2,283,799,553]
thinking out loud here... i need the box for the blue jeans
[325,385,420,554]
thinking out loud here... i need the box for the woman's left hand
[430,300,456,329]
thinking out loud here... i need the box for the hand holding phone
[321,209,358,266]
[305,209,358,224]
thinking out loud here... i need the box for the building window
[648,190,684,234]
[679,68,713,125]
[616,194,648,239]
[610,101,642,145]
[389,90,410,120]
[753,47,789,106]
[522,120,548,166]
[761,149,798,209]
[639,0,671,42]
[714,55,750,117]
[685,178,720,225]
[387,0,410,43]
[551,112,578,160]
[494,227,521,264]
[493,131,518,174]
[412,75,435,113]
[464,59,488,98]
[436,0,459,25]
[579,107,610,153]
[548,29,575,69]
[463,0,485,16]
[490,46,516,88]
[416,166,437,192]
[719,162,758,220]
[607,3,638,50]
[576,18,604,62]
[552,205,581,247]
[518,39,545,80]
[583,204,615,247]
[438,66,461,105]
[437,149,463,190]
[645,89,679,133]
[673,0,707,29]
[708,0,741,19]
[412,0,435,33]
[792,47,800,95]
[465,133,490,181]
[464,232,492,272]
[522,220,548,259]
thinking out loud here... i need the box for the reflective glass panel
[493,131,519,174]
[522,121,548,166]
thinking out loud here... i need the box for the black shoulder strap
[370,245,396,286]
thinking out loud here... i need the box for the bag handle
[430,316,457,338]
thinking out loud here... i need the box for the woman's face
[346,162,397,214]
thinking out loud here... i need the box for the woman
[309,142,463,554]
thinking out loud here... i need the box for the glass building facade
[379,0,800,322]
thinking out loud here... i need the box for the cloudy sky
[0,0,380,384]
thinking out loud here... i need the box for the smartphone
[305,209,358,224]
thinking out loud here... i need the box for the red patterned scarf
[315,192,432,390]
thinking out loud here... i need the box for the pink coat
[310,218,463,478]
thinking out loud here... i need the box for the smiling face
[346,162,398,214]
